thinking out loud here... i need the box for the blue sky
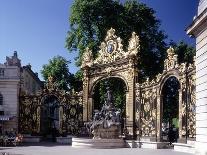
[0,0,198,80]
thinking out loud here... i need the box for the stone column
[125,79,134,137]
[82,68,90,122]
[125,59,137,138]
[178,88,184,141]
[156,95,162,142]
[135,84,141,139]
[88,97,93,121]
[59,106,63,134]
[37,106,41,133]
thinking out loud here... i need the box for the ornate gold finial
[46,75,57,91]
[81,47,93,68]
[167,46,175,58]
[164,46,178,71]
[48,75,53,83]
[94,28,126,64]
[127,32,140,57]
[105,28,116,41]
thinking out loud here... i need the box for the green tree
[169,40,196,65]
[162,77,180,127]
[65,1,195,120]
[41,56,72,91]
[66,0,167,80]
[93,78,126,116]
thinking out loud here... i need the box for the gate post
[178,88,183,140]
[125,58,138,139]
[156,94,162,141]
[82,68,90,122]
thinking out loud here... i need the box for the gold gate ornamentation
[81,28,140,137]
[19,77,83,135]
[135,47,196,141]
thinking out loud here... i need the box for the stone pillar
[125,58,137,138]
[37,106,41,133]
[178,88,183,140]
[135,84,141,139]
[156,95,162,141]
[59,106,63,134]
[186,1,207,154]
[125,78,134,137]
[82,68,90,122]
[88,97,93,121]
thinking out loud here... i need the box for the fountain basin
[72,137,126,148]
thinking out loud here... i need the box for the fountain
[72,86,126,148]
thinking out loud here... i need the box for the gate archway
[161,76,180,141]
[92,77,127,131]
[136,47,196,142]
[19,77,83,136]
[81,28,140,136]
[40,95,60,139]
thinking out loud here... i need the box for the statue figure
[106,86,113,107]
[84,84,122,139]
[164,47,178,71]
[81,47,93,68]
[127,32,140,57]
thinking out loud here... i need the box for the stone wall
[195,27,207,155]
[21,65,42,95]
[0,65,20,132]
[187,1,207,154]
[198,0,207,15]
[0,52,42,134]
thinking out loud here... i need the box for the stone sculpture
[85,86,122,139]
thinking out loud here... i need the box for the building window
[0,111,4,115]
[0,93,3,105]
[0,69,4,76]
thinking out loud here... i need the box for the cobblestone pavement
[0,143,192,155]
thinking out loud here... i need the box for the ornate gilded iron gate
[19,29,196,142]
[135,47,196,142]
[19,79,83,136]
[19,95,40,134]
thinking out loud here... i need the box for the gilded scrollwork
[164,47,178,71]
[139,89,157,137]
[188,73,196,138]
[82,69,89,88]
[135,52,195,140]
[90,28,140,65]
[126,32,140,57]
[81,47,94,68]
[19,79,83,135]
[93,28,126,64]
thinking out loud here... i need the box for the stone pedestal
[56,136,72,144]
[139,141,169,149]
[125,140,139,148]
[173,142,195,154]
[93,125,120,139]
[72,138,126,148]
[139,137,169,149]
[22,135,42,143]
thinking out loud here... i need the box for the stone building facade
[187,1,207,155]
[0,51,42,133]
[21,65,42,95]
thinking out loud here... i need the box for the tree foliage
[65,0,196,122]
[41,56,72,91]
[170,41,196,65]
[66,0,167,79]
[93,78,126,115]
[162,77,180,126]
